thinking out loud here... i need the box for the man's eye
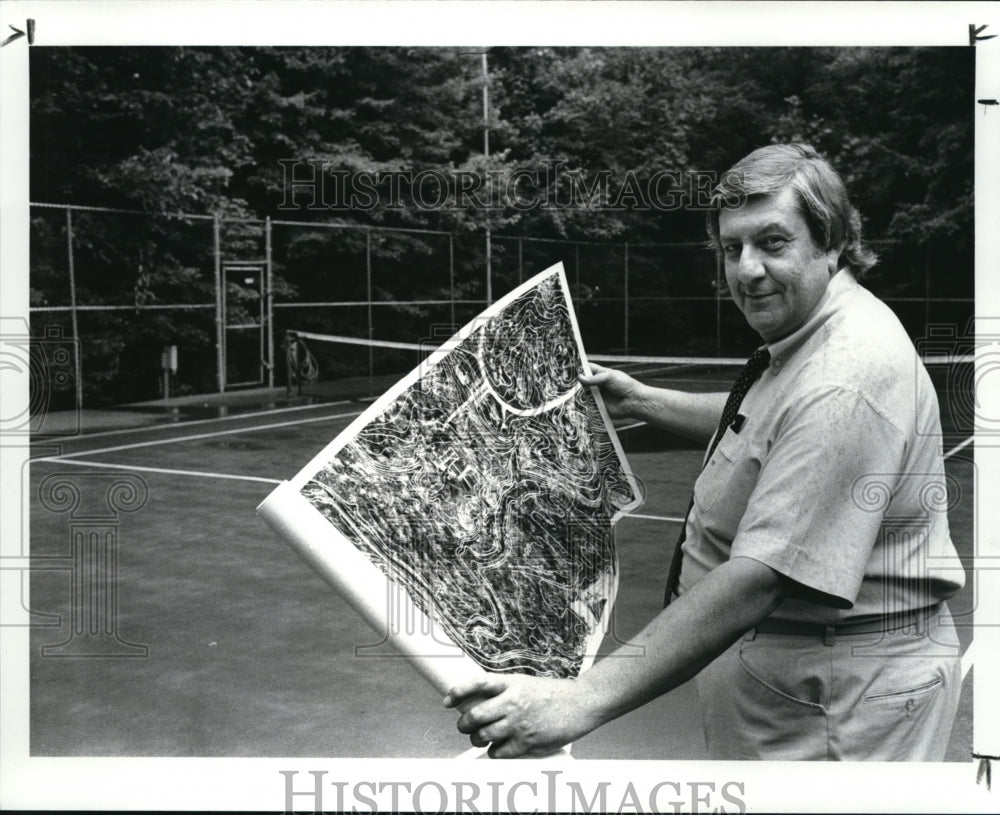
[722,244,740,256]
[762,236,787,250]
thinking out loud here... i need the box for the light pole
[461,49,492,304]
[481,51,492,305]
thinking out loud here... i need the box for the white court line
[625,512,685,524]
[961,639,975,682]
[944,436,973,459]
[645,378,734,387]
[34,456,282,485]
[620,420,973,463]
[49,399,353,442]
[42,410,364,460]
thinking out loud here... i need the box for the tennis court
[28,351,976,760]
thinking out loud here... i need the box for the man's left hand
[443,674,595,758]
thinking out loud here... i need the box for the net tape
[285,329,972,373]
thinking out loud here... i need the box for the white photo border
[1,1,997,812]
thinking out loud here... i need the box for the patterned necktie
[663,347,771,606]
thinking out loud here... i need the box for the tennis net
[284,329,972,434]
[282,329,751,396]
[599,352,975,437]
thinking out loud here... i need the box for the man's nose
[736,247,766,283]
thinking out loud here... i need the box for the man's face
[718,187,841,342]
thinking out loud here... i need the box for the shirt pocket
[692,429,761,536]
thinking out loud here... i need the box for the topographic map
[261,264,640,684]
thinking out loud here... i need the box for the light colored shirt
[678,269,965,624]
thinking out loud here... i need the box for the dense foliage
[30,46,974,403]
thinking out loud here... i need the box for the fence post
[715,252,723,357]
[485,228,493,305]
[265,216,274,389]
[574,243,580,295]
[623,242,629,355]
[924,250,931,331]
[366,229,373,379]
[449,233,455,328]
[66,208,84,414]
[214,212,224,393]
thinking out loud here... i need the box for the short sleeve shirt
[677,270,965,624]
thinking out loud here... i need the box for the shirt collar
[764,268,859,373]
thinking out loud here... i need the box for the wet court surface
[27,380,974,760]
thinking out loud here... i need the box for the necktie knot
[745,347,772,378]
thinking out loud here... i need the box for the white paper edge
[257,481,487,696]
[279,262,643,515]
[258,262,642,686]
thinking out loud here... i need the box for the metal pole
[482,51,492,305]
[366,230,374,379]
[715,253,723,357]
[924,251,931,331]
[214,213,225,393]
[485,231,492,304]
[66,209,83,414]
[623,242,629,354]
[265,216,274,389]
[285,331,292,398]
[449,233,456,328]
[481,52,490,159]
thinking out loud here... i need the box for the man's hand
[579,363,644,421]
[583,363,727,442]
[443,674,596,758]
[445,558,790,759]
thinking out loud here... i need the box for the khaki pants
[695,605,962,761]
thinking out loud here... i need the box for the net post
[284,330,291,398]
[297,335,303,396]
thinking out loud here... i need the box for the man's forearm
[576,557,788,730]
[631,385,727,443]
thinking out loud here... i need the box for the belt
[753,604,942,647]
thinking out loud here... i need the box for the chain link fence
[29,202,974,410]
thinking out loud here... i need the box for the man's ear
[826,245,843,276]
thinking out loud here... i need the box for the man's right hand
[581,364,727,443]
[579,363,645,421]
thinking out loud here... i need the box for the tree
[30,46,974,401]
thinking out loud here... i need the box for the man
[444,144,966,761]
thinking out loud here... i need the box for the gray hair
[706,143,877,278]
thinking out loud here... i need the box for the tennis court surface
[28,355,976,760]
